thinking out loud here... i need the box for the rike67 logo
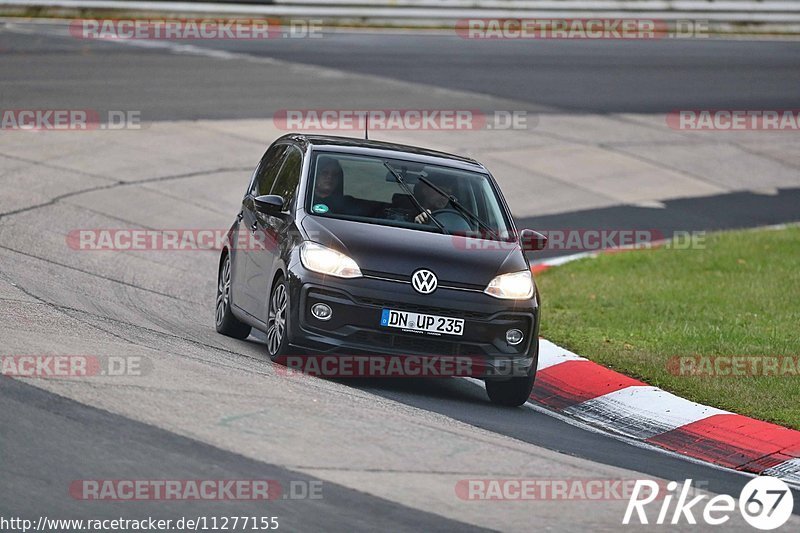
[624,477,794,529]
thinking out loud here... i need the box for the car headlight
[300,242,362,279]
[484,270,534,300]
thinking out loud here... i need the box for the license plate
[380,309,464,336]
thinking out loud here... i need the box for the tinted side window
[270,147,303,211]
[252,144,290,196]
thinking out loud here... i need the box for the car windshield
[306,151,513,240]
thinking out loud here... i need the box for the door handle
[250,222,258,234]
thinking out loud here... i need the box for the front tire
[485,362,536,407]
[215,253,251,339]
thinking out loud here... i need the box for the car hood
[301,215,527,287]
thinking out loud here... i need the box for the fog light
[506,329,524,346]
[311,303,332,321]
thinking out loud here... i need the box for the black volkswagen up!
[216,134,546,406]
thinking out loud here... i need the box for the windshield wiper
[416,175,501,241]
[383,161,448,235]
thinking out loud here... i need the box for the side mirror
[254,194,284,215]
[519,229,547,252]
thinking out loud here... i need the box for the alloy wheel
[267,282,287,355]
[215,256,231,327]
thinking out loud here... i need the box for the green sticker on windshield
[312,203,329,214]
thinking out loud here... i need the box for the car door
[250,144,304,321]
[232,143,290,320]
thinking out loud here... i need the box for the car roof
[277,133,487,172]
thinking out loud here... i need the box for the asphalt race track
[4,23,800,116]
[1,19,799,531]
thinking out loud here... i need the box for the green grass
[537,225,800,429]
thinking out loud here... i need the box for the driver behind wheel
[413,175,455,225]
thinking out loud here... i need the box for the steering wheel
[430,209,472,233]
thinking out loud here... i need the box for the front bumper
[285,264,539,376]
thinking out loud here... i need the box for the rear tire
[266,276,291,359]
[215,253,251,340]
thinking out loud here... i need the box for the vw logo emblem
[411,269,438,294]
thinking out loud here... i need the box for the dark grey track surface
[2,23,800,118]
[194,33,800,113]
[341,376,800,507]
[0,376,491,532]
